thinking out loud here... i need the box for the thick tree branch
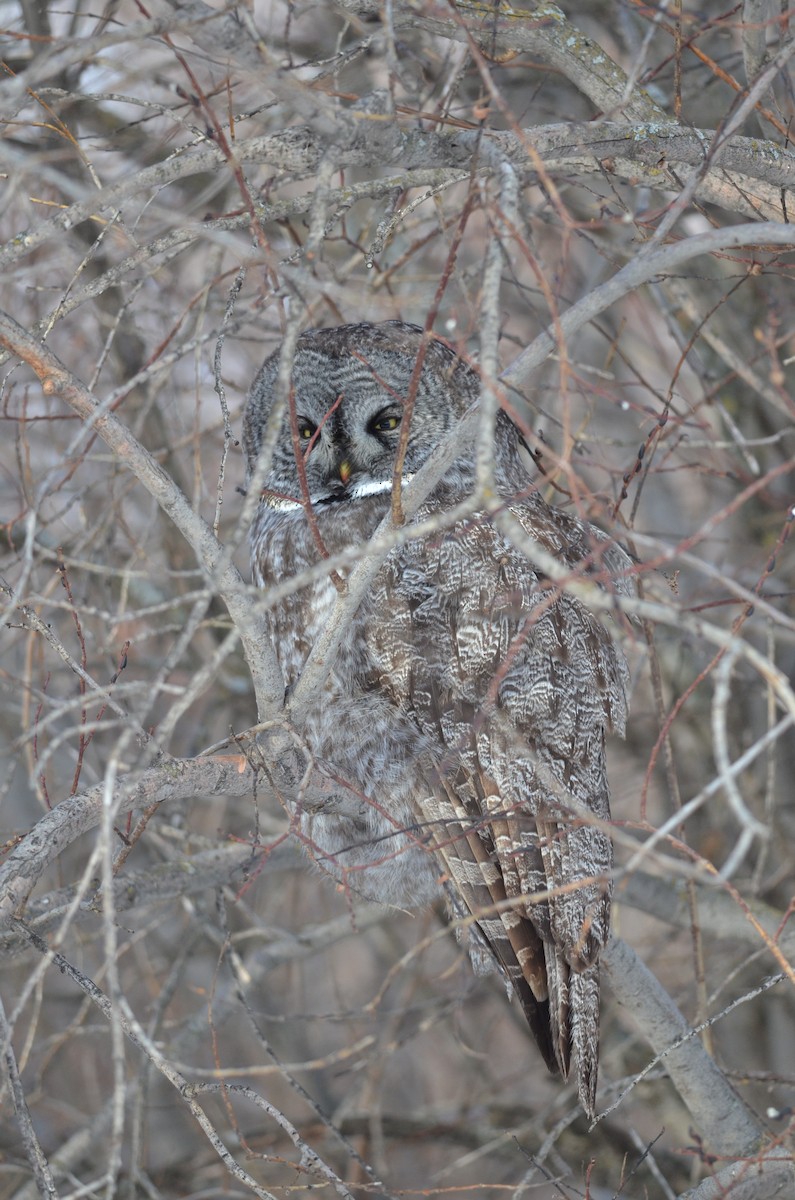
[678,1155,795,1200]
[3,123,795,280]
[602,938,764,1156]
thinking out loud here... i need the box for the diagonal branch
[0,309,282,717]
[601,937,763,1156]
[0,756,258,927]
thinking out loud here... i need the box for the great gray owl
[243,320,630,1117]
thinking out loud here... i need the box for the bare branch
[0,757,257,925]
[0,309,282,715]
[601,938,763,1156]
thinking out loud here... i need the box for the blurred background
[1,1,794,1196]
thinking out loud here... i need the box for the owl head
[243,321,481,506]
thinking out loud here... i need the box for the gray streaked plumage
[243,320,630,1117]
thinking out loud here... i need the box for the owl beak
[338,460,352,485]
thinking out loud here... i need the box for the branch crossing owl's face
[243,322,479,507]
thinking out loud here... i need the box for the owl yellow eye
[369,411,400,434]
[298,419,317,441]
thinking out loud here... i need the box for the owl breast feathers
[243,320,631,1117]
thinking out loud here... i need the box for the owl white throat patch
[261,476,411,511]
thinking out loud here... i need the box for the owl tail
[569,965,601,1118]
[547,947,601,1119]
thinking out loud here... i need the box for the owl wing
[368,503,628,1116]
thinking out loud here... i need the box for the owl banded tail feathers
[244,321,630,1117]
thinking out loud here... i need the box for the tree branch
[601,937,763,1156]
[0,309,282,716]
[0,757,258,926]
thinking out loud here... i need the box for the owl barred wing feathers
[369,508,627,1113]
[244,321,631,1118]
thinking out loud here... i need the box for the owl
[243,321,630,1117]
